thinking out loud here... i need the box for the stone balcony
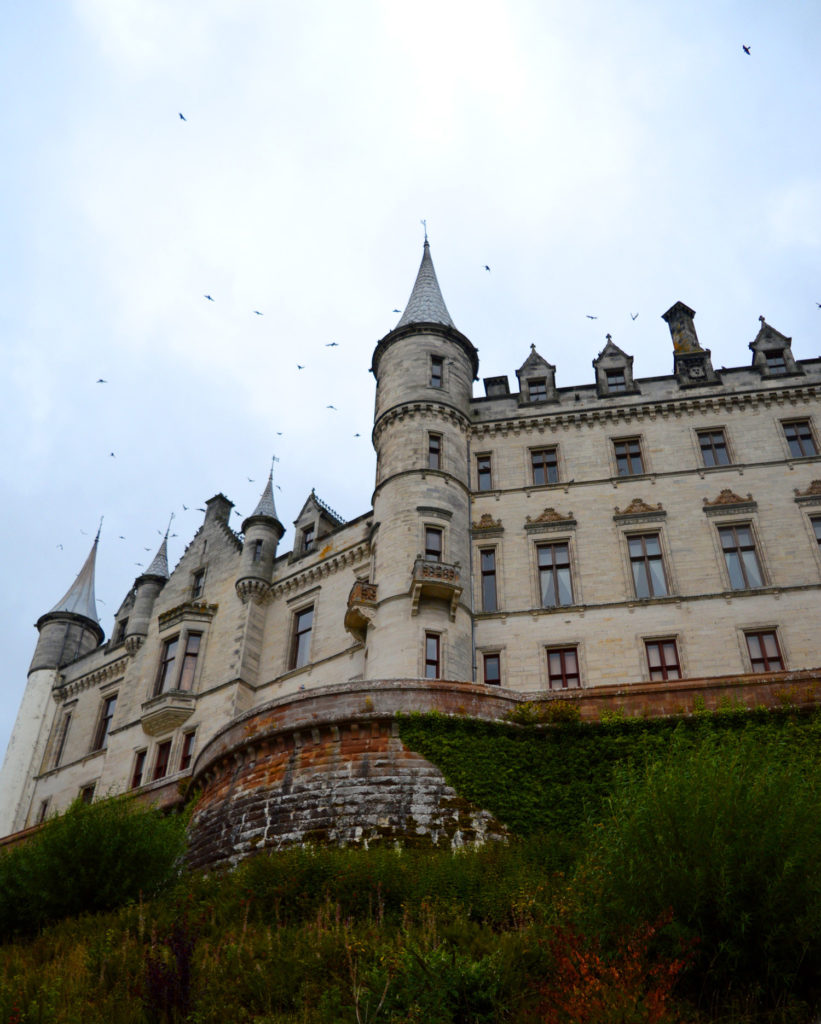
[141,690,196,736]
[410,558,462,620]
[344,581,378,642]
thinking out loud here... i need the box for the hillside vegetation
[1,707,820,1023]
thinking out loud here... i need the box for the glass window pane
[648,559,667,596]
[740,550,762,588]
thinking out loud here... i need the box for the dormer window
[528,378,547,402]
[605,369,627,393]
[749,317,802,378]
[191,570,205,599]
[516,345,557,406]
[765,351,787,375]
[593,336,637,396]
[302,525,315,553]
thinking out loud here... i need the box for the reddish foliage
[538,911,693,1024]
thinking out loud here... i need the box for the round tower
[0,532,105,834]
[366,239,479,682]
[236,469,285,603]
[124,533,170,653]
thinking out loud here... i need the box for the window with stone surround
[155,636,179,695]
[613,437,645,476]
[53,711,72,768]
[697,428,730,467]
[191,569,205,599]
[538,542,574,607]
[131,749,147,789]
[645,639,682,680]
[718,524,763,590]
[765,352,787,375]
[152,740,172,782]
[528,378,547,402]
[812,516,821,549]
[424,526,443,562]
[476,453,493,491]
[252,539,264,563]
[546,646,580,689]
[92,694,117,752]
[531,447,559,486]
[606,368,627,393]
[480,548,498,611]
[302,524,315,554]
[179,730,197,772]
[428,432,442,470]
[628,534,669,599]
[80,783,96,804]
[483,652,501,686]
[783,420,817,458]
[177,633,202,691]
[35,799,50,825]
[425,633,441,678]
[745,630,784,672]
[430,355,443,388]
[290,605,314,670]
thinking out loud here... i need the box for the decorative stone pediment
[525,508,577,533]
[613,497,666,522]
[472,513,503,534]
[703,489,757,516]
[794,480,821,505]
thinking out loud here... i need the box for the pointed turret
[30,531,104,673]
[236,468,286,603]
[395,239,456,329]
[125,528,171,653]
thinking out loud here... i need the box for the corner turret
[124,530,170,653]
[236,469,285,603]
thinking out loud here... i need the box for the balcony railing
[344,581,378,641]
[410,558,462,620]
[140,690,196,736]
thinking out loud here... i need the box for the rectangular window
[538,543,574,607]
[783,420,817,458]
[290,606,314,669]
[428,433,441,470]
[114,618,129,644]
[628,534,668,598]
[483,652,501,686]
[191,569,205,599]
[252,539,264,563]
[606,368,627,392]
[645,639,682,681]
[80,784,96,804]
[547,647,580,689]
[480,549,497,612]
[430,355,443,388]
[698,429,730,467]
[424,633,440,678]
[613,438,644,476]
[177,633,201,691]
[745,631,784,672]
[152,740,172,782]
[155,636,179,695]
[179,730,197,772]
[302,525,315,553]
[528,378,547,402]
[531,448,559,486]
[424,527,443,562]
[131,750,147,789]
[93,695,117,751]
[476,454,493,491]
[812,517,821,548]
[765,352,787,375]
[53,712,72,768]
[36,799,50,825]
[719,524,763,589]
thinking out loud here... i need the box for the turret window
[430,355,444,388]
[302,525,315,553]
[477,454,493,491]
[424,527,443,562]
[428,433,442,470]
[53,712,72,768]
[290,605,314,670]
[252,539,264,563]
[425,633,441,678]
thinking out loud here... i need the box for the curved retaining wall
[186,680,519,870]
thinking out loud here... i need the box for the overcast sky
[2,1,820,762]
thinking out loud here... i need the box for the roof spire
[48,529,101,623]
[142,516,172,579]
[248,458,279,521]
[395,232,455,330]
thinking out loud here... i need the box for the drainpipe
[466,428,476,682]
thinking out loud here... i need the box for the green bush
[574,729,821,1014]
[0,795,187,940]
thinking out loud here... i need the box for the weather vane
[420,219,428,242]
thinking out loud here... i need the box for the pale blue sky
[2,0,820,760]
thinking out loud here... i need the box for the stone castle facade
[2,241,821,859]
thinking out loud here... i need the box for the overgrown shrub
[0,796,187,939]
[573,729,821,1015]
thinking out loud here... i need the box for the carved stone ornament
[614,497,663,517]
[472,513,502,531]
[526,507,573,524]
[703,488,753,507]
[794,480,821,505]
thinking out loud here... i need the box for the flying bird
[276,431,283,436]
[816,303,821,308]
[179,112,187,120]
[247,477,255,482]
[742,44,751,54]
[56,544,63,550]
[392,309,401,313]
[182,504,189,510]
[631,313,639,321]
[326,405,337,410]
[586,315,598,320]
[109,452,116,457]
[276,485,282,491]
[484,265,491,272]
[297,364,304,370]
[196,508,206,512]
[354,433,361,437]
[325,342,339,347]
[204,294,214,302]
[119,536,125,540]
[253,310,263,316]
[96,378,107,383]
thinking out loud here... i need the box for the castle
[2,240,821,860]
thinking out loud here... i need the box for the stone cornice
[55,655,129,701]
[703,489,757,517]
[613,497,666,523]
[469,381,821,439]
[271,541,370,600]
[158,601,219,633]
[373,401,471,444]
[794,480,821,506]
[525,508,577,533]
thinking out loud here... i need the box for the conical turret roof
[395,240,455,329]
[250,470,279,521]
[142,536,170,579]
[49,533,100,624]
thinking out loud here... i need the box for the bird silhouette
[297,364,304,370]
[742,44,751,54]
[196,508,206,512]
[631,313,639,320]
[326,405,337,410]
[392,309,401,313]
[816,303,821,309]
[144,547,151,552]
[119,535,125,539]
[276,485,282,491]
[586,315,598,320]
[56,544,63,550]
[484,265,491,272]
[354,433,361,437]
[109,452,115,457]
[253,310,263,316]
[247,477,255,482]
[96,378,107,383]
[182,504,189,510]
[276,431,283,436]
[325,342,339,347]
[135,562,144,567]
[204,294,214,302]
[179,112,187,120]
